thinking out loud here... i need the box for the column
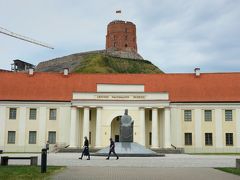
[151,108,159,148]
[236,109,240,147]
[59,107,68,144]
[164,107,171,148]
[95,107,102,148]
[83,107,90,139]
[69,107,77,147]
[18,107,27,147]
[215,109,223,148]
[194,109,202,148]
[0,107,6,149]
[139,107,145,146]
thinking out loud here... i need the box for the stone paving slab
[1,153,239,167]
[52,167,240,180]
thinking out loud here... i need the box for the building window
[49,109,57,120]
[89,132,91,145]
[184,133,192,145]
[48,131,56,144]
[225,110,232,121]
[113,42,116,47]
[9,108,17,119]
[29,108,37,120]
[29,131,37,144]
[184,110,192,121]
[7,131,16,144]
[125,28,128,32]
[125,35,128,40]
[226,133,233,146]
[125,44,128,47]
[149,132,152,145]
[205,133,213,145]
[204,110,212,121]
[149,110,152,121]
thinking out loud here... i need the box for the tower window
[125,44,128,47]
[125,28,127,32]
[125,35,128,40]
[114,42,116,47]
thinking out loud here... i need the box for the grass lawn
[188,153,240,156]
[216,168,240,176]
[0,165,65,180]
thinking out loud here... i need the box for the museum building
[0,70,240,153]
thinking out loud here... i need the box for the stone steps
[152,148,184,154]
[58,148,100,153]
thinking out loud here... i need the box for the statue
[120,109,133,142]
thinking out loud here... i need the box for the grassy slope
[73,53,163,73]
[188,153,240,155]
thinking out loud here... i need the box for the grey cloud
[0,0,239,73]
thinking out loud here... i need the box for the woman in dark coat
[79,136,90,160]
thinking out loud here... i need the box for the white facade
[0,84,240,153]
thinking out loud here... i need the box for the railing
[171,144,177,149]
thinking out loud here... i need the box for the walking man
[79,136,90,160]
[106,138,119,160]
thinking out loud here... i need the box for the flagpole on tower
[115,10,122,20]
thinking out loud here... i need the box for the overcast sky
[0,0,240,73]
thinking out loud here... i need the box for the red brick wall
[106,20,137,52]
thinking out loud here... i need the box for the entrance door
[111,116,121,141]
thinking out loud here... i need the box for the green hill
[73,53,163,73]
[36,51,163,74]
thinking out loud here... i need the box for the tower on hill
[106,20,137,52]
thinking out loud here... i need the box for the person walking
[106,138,119,160]
[79,136,90,160]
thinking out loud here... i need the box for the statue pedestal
[95,142,164,157]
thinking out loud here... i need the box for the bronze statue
[120,109,133,142]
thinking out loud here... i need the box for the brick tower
[106,20,137,52]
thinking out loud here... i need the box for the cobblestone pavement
[52,167,240,180]
[2,153,239,167]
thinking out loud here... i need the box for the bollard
[41,148,47,173]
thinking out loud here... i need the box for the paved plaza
[53,167,240,180]
[2,153,239,167]
[1,153,240,179]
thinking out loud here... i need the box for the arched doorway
[111,116,121,142]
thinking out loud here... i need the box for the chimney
[28,68,34,75]
[63,68,69,76]
[194,68,200,77]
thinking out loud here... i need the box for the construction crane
[0,26,54,49]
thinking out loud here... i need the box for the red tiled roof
[0,71,240,102]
